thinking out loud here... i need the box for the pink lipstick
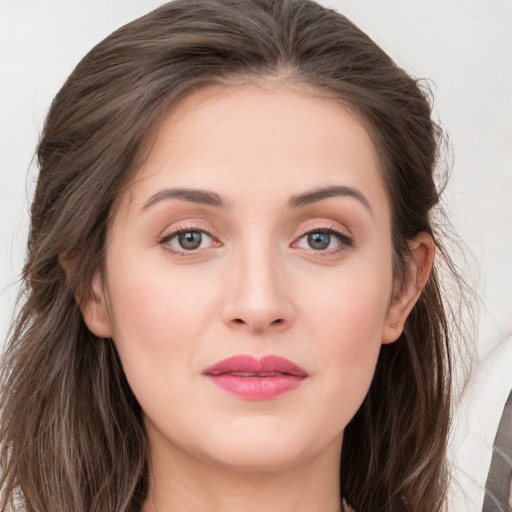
[203,355,308,400]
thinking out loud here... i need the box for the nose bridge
[241,243,278,303]
[223,231,293,332]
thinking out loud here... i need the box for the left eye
[162,230,214,251]
[295,230,349,251]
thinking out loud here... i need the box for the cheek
[297,260,392,412]
[299,261,392,349]
[104,263,226,453]
[104,257,219,390]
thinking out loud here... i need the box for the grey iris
[178,231,202,250]
[308,232,330,250]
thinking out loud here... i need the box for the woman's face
[84,83,412,473]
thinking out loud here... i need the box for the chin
[193,416,341,473]
[201,443,309,473]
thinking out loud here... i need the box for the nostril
[271,319,283,325]
[233,318,245,324]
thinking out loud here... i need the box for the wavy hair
[1,1,467,510]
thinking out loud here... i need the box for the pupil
[308,232,330,250]
[178,231,202,250]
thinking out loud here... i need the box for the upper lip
[203,355,308,378]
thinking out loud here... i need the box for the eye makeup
[156,220,354,261]
[291,224,354,258]
[159,227,220,255]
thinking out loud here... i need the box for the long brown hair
[1,1,467,510]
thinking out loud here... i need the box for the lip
[203,355,308,400]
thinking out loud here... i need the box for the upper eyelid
[295,224,352,240]
[159,220,216,238]
[164,226,212,236]
[161,228,207,238]
[160,227,216,242]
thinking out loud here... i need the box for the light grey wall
[1,1,511,510]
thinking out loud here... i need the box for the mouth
[203,355,308,400]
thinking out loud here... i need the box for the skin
[81,83,434,512]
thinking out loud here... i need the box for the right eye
[159,229,217,253]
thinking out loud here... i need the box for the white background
[1,1,511,510]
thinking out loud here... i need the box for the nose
[221,246,295,334]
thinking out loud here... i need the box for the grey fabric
[483,391,512,511]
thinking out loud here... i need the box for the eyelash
[158,225,353,256]
[158,227,218,255]
[293,226,353,256]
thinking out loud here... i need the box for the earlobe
[59,253,113,339]
[382,232,435,344]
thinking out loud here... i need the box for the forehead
[119,82,389,219]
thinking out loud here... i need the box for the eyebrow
[140,184,373,215]
[288,185,373,215]
[141,188,228,212]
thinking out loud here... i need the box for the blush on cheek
[108,266,214,366]
[312,284,389,344]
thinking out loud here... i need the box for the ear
[80,270,113,338]
[59,253,113,339]
[382,232,434,344]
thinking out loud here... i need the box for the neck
[142,436,343,512]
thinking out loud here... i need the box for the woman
[0,0,464,511]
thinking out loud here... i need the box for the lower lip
[207,374,305,400]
